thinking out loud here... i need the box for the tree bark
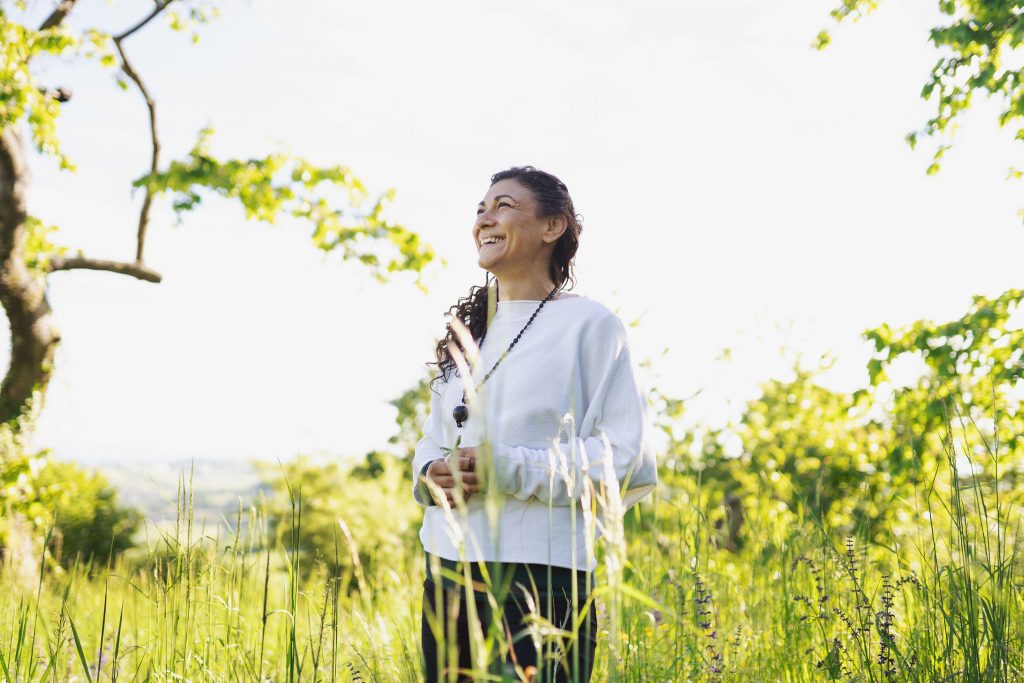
[38,0,80,31]
[0,127,60,426]
[0,0,170,431]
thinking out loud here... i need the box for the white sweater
[411,294,658,571]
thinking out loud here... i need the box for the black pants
[420,554,597,683]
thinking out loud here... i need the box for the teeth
[481,236,505,245]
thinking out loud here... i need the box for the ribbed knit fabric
[411,294,658,571]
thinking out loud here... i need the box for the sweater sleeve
[411,379,447,507]
[490,313,658,509]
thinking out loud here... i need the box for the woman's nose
[475,209,494,230]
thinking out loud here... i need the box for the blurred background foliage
[1,422,141,573]
[2,0,1022,587]
[2,287,1021,582]
[660,288,1023,551]
[253,450,421,582]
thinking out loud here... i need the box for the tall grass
[0,394,1021,681]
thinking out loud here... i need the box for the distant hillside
[87,457,272,531]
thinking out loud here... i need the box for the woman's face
[473,178,562,278]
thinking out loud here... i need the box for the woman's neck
[494,276,557,302]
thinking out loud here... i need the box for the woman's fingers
[455,446,478,460]
[431,473,479,490]
[444,453,475,472]
[428,454,483,506]
[440,483,480,495]
[438,480,480,501]
[432,474,455,488]
[427,459,451,478]
[452,468,481,491]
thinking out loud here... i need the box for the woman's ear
[542,215,568,244]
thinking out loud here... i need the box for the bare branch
[113,16,171,264]
[114,0,176,42]
[48,256,163,283]
[38,0,79,31]
[40,1,177,283]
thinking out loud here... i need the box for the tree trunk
[0,127,59,428]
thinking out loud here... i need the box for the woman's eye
[476,202,510,215]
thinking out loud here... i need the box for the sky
[5,0,1024,464]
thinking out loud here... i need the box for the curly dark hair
[428,165,583,391]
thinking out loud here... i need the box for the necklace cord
[454,285,559,425]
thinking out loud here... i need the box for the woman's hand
[426,449,480,506]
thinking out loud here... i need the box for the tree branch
[38,0,79,31]
[114,0,175,42]
[38,1,177,285]
[112,37,161,264]
[111,2,177,265]
[48,256,163,283]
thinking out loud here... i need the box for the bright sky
[6,0,1024,464]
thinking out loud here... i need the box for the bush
[2,402,142,570]
[32,458,143,567]
[254,450,421,585]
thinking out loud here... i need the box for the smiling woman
[411,166,658,682]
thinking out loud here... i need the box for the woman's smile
[477,234,506,251]
[473,178,548,277]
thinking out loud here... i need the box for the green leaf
[66,610,94,683]
[136,128,434,282]
[819,639,842,679]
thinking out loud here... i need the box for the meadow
[2,290,1023,682]
[1,390,1021,682]
[3,0,1024,680]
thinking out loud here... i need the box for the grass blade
[66,609,94,683]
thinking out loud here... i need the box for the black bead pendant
[453,404,469,428]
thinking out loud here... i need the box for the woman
[412,166,658,682]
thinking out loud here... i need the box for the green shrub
[32,457,143,567]
[255,450,421,584]
[2,396,142,570]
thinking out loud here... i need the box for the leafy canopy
[818,0,1024,212]
[136,128,434,283]
[0,1,435,284]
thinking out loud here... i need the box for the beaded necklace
[453,286,558,428]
